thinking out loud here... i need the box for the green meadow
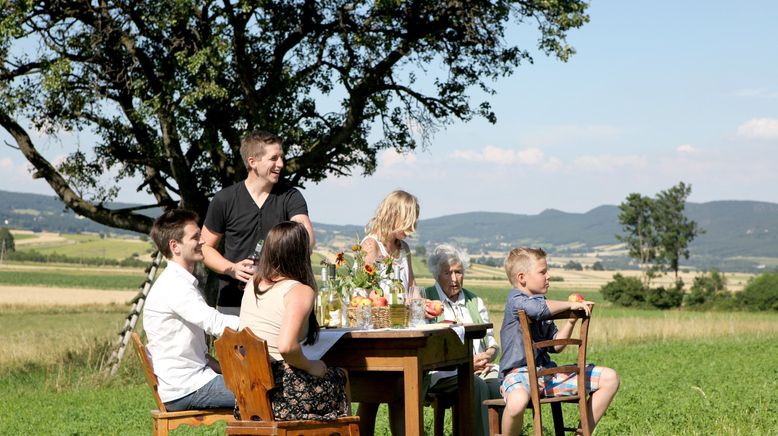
[14,232,155,260]
[1,258,777,434]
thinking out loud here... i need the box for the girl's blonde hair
[365,190,420,243]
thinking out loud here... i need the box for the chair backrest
[131,332,166,412]
[214,327,276,422]
[518,305,592,402]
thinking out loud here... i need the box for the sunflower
[351,243,362,252]
[363,264,376,275]
[335,252,346,267]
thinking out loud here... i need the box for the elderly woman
[423,244,501,436]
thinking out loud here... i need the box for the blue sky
[2,1,777,226]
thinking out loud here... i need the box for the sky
[2,1,777,226]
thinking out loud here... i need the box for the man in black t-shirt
[202,130,315,314]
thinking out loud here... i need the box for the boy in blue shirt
[499,248,619,435]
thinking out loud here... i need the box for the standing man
[202,130,314,315]
[144,209,239,411]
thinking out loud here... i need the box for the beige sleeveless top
[239,279,309,361]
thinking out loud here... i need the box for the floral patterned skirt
[268,360,350,421]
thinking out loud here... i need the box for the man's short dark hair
[150,209,199,259]
[239,129,284,168]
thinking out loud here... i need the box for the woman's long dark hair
[253,221,319,344]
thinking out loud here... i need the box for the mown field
[1,262,777,436]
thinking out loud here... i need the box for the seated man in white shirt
[144,209,240,411]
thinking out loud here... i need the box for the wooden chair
[427,391,458,436]
[130,332,232,436]
[214,327,360,435]
[485,306,593,436]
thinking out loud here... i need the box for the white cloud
[519,124,621,147]
[380,149,417,167]
[737,118,778,140]
[573,154,648,171]
[677,144,696,154]
[729,88,778,99]
[448,145,556,169]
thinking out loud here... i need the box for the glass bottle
[317,266,328,326]
[326,286,342,328]
[247,239,264,273]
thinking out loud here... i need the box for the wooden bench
[131,332,232,436]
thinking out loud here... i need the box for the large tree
[653,182,703,280]
[0,1,588,234]
[616,192,658,285]
[616,182,703,284]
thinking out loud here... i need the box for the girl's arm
[362,237,382,265]
[404,241,417,289]
[278,283,326,377]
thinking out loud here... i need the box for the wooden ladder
[105,250,164,376]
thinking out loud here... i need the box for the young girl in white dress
[357,189,427,436]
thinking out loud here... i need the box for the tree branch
[0,109,154,234]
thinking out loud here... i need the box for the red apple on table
[567,293,585,303]
[371,296,388,307]
[426,300,444,317]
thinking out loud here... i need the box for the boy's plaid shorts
[501,364,601,398]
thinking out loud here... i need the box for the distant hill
[0,190,152,235]
[415,201,778,258]
[3,190,777,271]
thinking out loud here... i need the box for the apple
[568,293,585,303]
[426,300,444,317]
[359,298,373,307]
[371,296,388,307]
[350,296,365,307]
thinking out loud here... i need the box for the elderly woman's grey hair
[427,244,471,279]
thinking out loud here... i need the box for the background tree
[616,182,703,286]
[616,193,658,286]
[685,270,729,309]
[0,1,589,234]
[563,260,583,271]
[654,182,703,280]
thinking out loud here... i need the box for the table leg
[457,360,474,435]
[403,356,424,435]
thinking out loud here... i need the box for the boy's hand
[570,301,593,316]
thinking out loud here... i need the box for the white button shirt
[143,261,239,403]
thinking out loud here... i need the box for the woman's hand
[424,299,439,319]
[473,348,496,373]
[473,354,495,375]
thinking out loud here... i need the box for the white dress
[361,235,411,292]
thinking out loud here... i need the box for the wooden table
[321,323,491,435]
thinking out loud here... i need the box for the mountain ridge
[2,189,777,271]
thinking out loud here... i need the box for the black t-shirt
[203,181,308,307]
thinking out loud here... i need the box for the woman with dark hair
[239,221,350,420]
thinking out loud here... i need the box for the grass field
[0,269,143,290]
[11,230,154,260]
[1,259,776,434]
[2,278,777,434]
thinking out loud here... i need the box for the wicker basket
[347,306,391,329]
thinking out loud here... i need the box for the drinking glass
[409,298,426,327]
[355,304,373,330]
[409,285,426,301]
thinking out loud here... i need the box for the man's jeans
[164,375,235,411]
